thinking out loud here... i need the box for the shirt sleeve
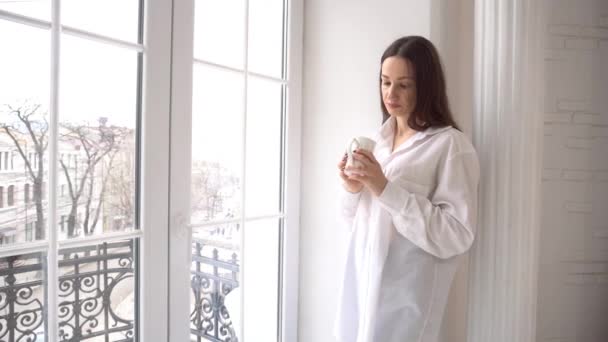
[376,151,480,259]
[339,185,362,228]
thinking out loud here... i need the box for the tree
[191,161,240,222]
[59,118,126,237]
[0,102,48,240]
[106,138,135,231]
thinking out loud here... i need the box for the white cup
[344,136,376,177]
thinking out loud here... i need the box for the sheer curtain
[467,1,545,341]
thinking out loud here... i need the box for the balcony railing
[0,238,240,342]
[190,238,240,342]
[0,251,46,341]
[0,240,136,342]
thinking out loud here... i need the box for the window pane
[62,0,140,42]
[58,239,136,340]
[245,77,282,217]
[191,65,243,223]
[194,0,245,69]
[248,0,285,78]
[0,0,50,22]
[189,184,281,342]
[191,223,241,341]
[59,35,138,239]
[243,219,280,342]
[0,252,47,341]
[0,20,50,245]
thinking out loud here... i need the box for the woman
[335,36,480,342]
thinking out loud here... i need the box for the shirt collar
[379,116,452,140]
[377,116,452,154]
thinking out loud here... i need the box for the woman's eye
[382,82,390,86]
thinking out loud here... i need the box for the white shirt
[334,116,480,342]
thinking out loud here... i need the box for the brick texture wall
[537,1,608,341]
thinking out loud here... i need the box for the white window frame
[139,0,173,340]
[0,0,173,340]
[168,0,303,340]
[0,0,302,339]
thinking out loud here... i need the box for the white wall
[298,1,474,341]
[432,1,474,341]
[537,1,608,341]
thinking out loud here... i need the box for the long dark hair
[379,36,459,131]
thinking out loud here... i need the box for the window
[1,0,301,340]
[7,185,14,206]
[3,234,15,244]
[184,0,296,340]
[26,222,34,241]
[60,215,66,232]
[28,152,38,170]
[0,151,12,170]
[0,0,144,339]
[32,183,38,202]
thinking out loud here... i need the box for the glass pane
[62,0,140,43]
[58,239,136,341]
[243,219,279,342]
[59,35,138,239]
[194,0,245,69]
[191,65,243,223]
[0,252,47,341]
[0,0,50,22]
[191,223,241,341]
[0,20,49,245]
[245,77,282,217]
[248,0,284,78]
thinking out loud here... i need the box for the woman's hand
[345,150,388,197]
[338,153,364,193]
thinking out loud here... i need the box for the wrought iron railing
[0,238,240,342]
[0,251,46,341]
[190,238,240,342]
[57,241,135,341]
[0,240,136,342]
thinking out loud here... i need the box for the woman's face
[381,56,417,118]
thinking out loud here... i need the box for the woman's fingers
[351,154,373,169]
[354,149,377,164]
[345,165,370,177]
[337,153,348,169]
[348,172,366,183]
[339,171,349,181]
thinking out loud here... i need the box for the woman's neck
[394,116,416,139]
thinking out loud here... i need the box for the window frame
[0,0,302,339]
[138,0,173,340]
[168,0,303,340]
[0,0,169,340]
